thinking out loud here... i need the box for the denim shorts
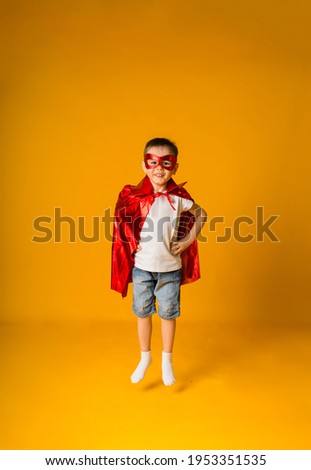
[132,266,182,320]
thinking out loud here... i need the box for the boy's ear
[172,162,179,174]
[142,160,147,173]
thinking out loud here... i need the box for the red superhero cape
[111,175,200,297]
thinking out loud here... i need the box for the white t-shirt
[134,194,193,272]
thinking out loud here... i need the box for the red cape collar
[131,175,187,197]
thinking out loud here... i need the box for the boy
[111,138,207,386]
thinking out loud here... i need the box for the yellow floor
[1,319,310,449]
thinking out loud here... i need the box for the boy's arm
[170,203,207,256]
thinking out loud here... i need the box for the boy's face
[142,145,179,190]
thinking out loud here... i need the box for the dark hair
[144,137,178,157]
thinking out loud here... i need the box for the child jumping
[111,137,207,386]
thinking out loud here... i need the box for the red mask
[144,153,177,171]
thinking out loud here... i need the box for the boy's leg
[161,318,176,386]
[138,316,153,352]
[156,269,181,386]
[131,267,156,383]
[161,318,176,353]
[131,317,153,383]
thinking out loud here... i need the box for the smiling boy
[111,137,207,386]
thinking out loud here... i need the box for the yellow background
[1,0,311,449]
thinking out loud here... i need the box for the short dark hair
[144,137,178,157]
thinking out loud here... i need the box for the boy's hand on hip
[170,239,192,256]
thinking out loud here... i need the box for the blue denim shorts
[132,266,182,320]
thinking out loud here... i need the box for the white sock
[162,351,175,386]
[131,351,152,383]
